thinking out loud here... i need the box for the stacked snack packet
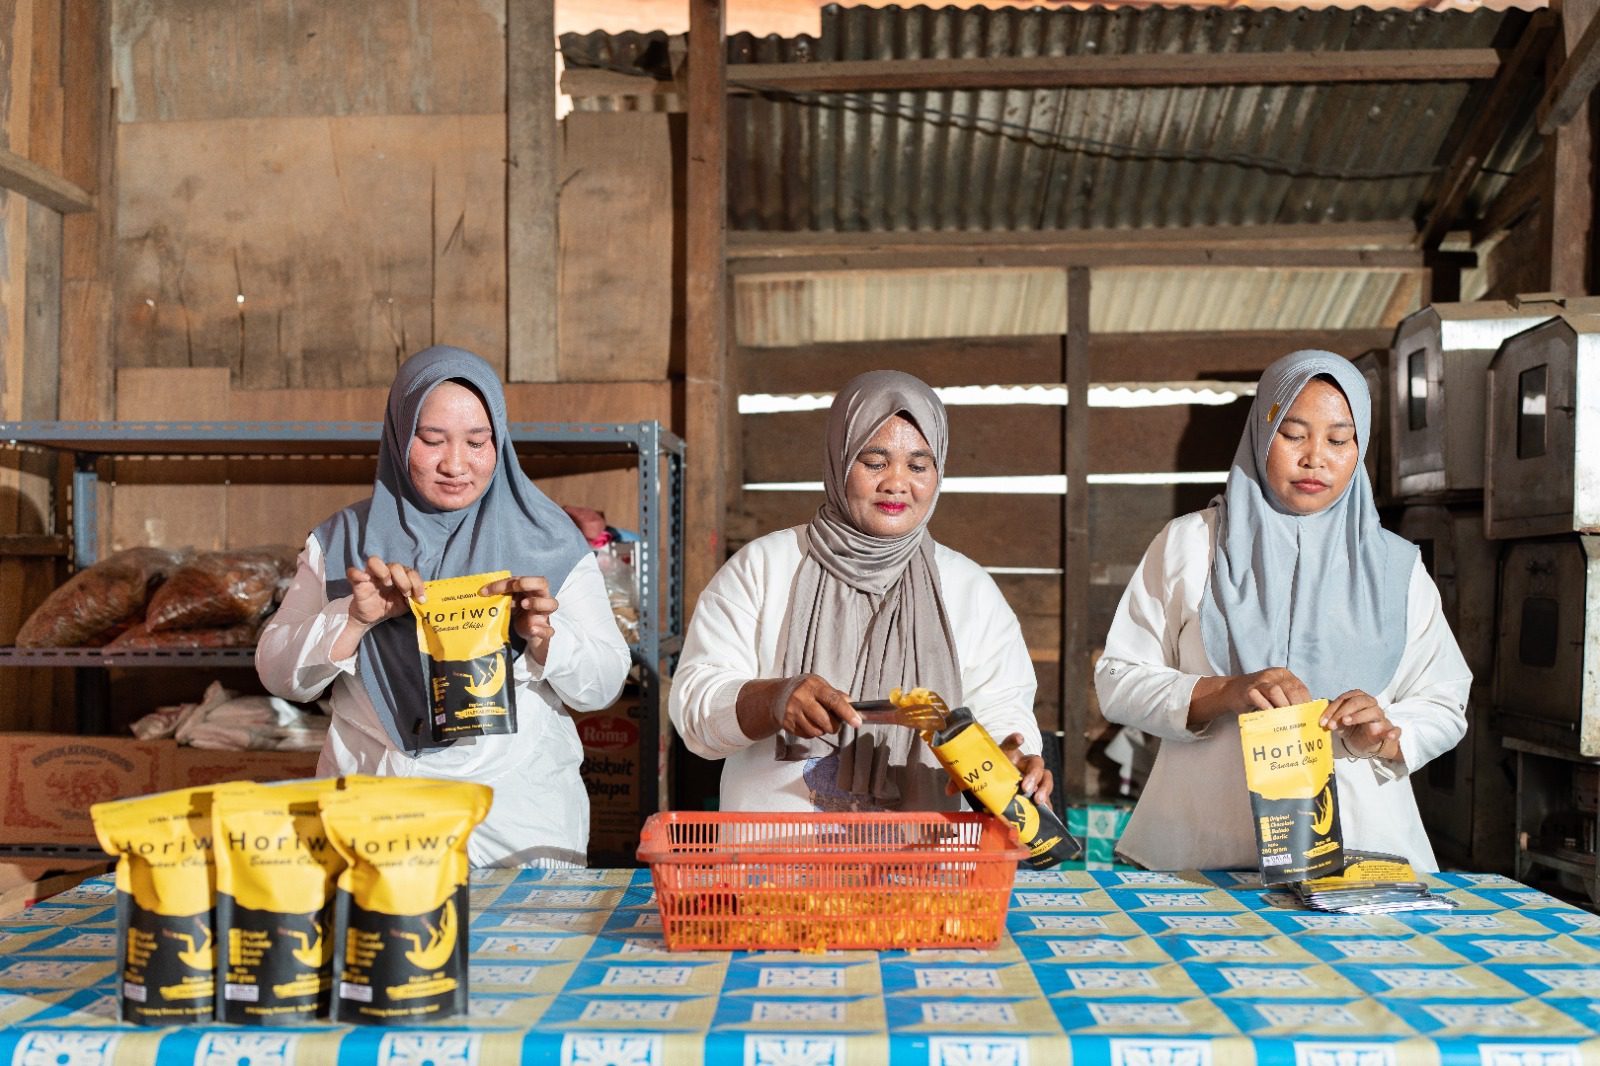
[1289,850,1458,914]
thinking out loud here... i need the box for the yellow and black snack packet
[411,570,517,744]
[91,786,217,1024]
[927,707,1082,870]
[1239,699,1343,883]
[211,779,343,1024]
[320,780,492,1024]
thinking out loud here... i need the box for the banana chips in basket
[92,776,490,1026]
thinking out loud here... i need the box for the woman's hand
[347,556,426,626]
[479,575,558,665]
[1321,689,1402,761]
[1188,667,1312,729]
[942,733,1053,806]
[736,674,862,742]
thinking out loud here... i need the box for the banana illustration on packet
[91,787,218,1024]
[320,778,492,1025]
[412,571,519,744]
[211,779,344,1025]
[1238,699,1344,883]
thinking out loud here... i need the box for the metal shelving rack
[0,419,685,817]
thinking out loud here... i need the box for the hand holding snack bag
[412,571,519,744]
[477,573,559,664]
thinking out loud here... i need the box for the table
[1,866,1598,1065]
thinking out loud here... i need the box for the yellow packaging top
[412,570,512,661]
[1238,699,1331,802]
[318,781,491,917]
[91,786,216,917]
[211,778,344,913]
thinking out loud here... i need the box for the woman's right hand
[736,673,863,742]
[346,556,427,627]
[1188,667,1312,729]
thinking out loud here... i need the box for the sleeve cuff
[325,597,361,674]
[1167,673,1206,737]
[706,678,755,753]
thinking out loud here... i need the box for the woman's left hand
[479,575,558,665]
[1320,690,1402,762]
[943,733,1054,806]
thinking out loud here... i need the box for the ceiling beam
[0,147,92,214]
[1472,153,1547,245]
[1539,9,1600,133]
[724,49,1504,94]
[1417,12,1556,248]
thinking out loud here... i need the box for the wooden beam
[729,246,1443,275]
[1472,155,1546,245]
[730,221,1418,260]
[0,534,68,557]
[0,146,91,214]
[726,49,1504,95]
[685,0,728,611]
[1540,7,1600,133]
[506,0,559,382]
[1061,268,1091,801]
[1543,0,1599,295]
[1418,12,1556,248]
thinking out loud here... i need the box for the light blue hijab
[1201,350,1415,700]
[313,345,589,752]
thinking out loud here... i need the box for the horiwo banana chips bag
[320,780,491,1024]
[412,570,517,744]
[91,787,217,1024]
[211,779,343,1024]
[1238,699,1343,883]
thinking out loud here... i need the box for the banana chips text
[413,571,518,744]
[1238,699,1343,882]
[92,777,490,1026]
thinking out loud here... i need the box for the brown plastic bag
[15,547,187,647]
[106,619,262,651]
[145,547,297,632]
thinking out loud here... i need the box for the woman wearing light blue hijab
[1095,351,1471,872]
[257,346,630,868]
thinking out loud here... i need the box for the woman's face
[843,414,939,537]
[407,381,497,511]
[1264,377,1360,515]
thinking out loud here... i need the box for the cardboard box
[575,700,648,867]
[0,861,110,918]
[0,734,320,847]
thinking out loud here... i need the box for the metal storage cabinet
[0,420,685,818]
[1353,348,1393,505]
[1398,504,1510,870]
[1390,301,1558,499]
[1485,313,1600,540]
[1492,535,1600,758]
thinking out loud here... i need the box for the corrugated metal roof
[562,4,1540,234]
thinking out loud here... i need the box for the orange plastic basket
[637,811,1028,952]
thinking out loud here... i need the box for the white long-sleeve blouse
[670,527,1043,812]
[1094,508,1472,873]
[256,535,630,868]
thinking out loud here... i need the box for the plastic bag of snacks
[91,786,217,1024]
[16,546,187,647]
[145,546,297,632]
[106,619,262,650]
[320,779,492,1024]
[411,571,517,743]
[1239,699,1343,883]
[211,780,344,1024]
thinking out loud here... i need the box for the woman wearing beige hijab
[671,370,1050,812]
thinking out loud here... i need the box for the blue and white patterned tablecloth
[0,866,1598,1065]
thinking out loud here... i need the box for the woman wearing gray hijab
[671,370,1051,813]
[257,345,630,868]
[1096,350,1471,872]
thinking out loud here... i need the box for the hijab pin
[1266,402,1281,423]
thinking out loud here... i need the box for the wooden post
[506,0,559,382]
[1061,267,1091,800]
[1544,0,1598,295]
[685,0,728,608]
[59,0,113,424]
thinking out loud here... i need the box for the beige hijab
[776,370,963,810]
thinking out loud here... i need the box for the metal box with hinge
[1390,300,1560,501]
[1486,312,1600,540]
[1493,534,1600,758]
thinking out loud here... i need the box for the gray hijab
[313,345,588,752]
[777,370,962,810]
[1201,350,1415,700]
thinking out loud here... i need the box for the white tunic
[1095,509,1472,873]
[256,535,631,868]
[670,527,1043,811]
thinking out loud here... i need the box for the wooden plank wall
[732,328,1391,786]
[0,0,111,731]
